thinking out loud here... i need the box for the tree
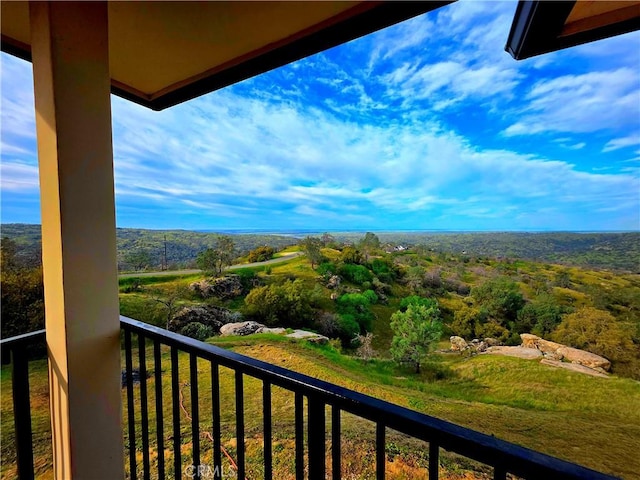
[553,307,635,365]
[247,246,275,263]
[197,236,236,275]
[338,263,372,285]
[355,332,376,360]
[515,295,564,336]
[196,248,218,274]
[153,285,188,330]
[390,303,442,373]
[320,232,336,247]
[471,277,525,324]
[336,290,378,332]
[300,236,324,269]
[399,295,438,311]
[1,237,18,272]
[340,246,363,265]
[125,249,152,271]
[1,238,45,338]
[554,270,572,288]
[243,279,313,327]
[359,232,380,261]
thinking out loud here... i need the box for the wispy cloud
[504,68,639,136]
[0,162,39,192]
[603,133,640,152]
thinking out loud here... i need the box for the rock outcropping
[484,346,543,360]
[219,321,329,344]
[168,306,239,333]
[449,336,500,353]
[520,333,610,372]
[220,321,263,336]
[451,332,611,378]
[190,275,244,299]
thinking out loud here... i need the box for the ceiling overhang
[505,0,640,60]
[1,1,451,110]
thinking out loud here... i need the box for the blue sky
[1,1,639,232]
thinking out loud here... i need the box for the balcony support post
[29,2,124,479]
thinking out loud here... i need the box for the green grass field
[2,335,639,479]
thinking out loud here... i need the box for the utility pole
[163,234,167,271]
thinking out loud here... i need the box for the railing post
[331,406,341,480]
[235,371,246,480]
[11,346,35,480]
[295,393,304,480]
[429,442,439,480]
[308,397,325,480]
[376,423,385,480]
[263,381,273,480]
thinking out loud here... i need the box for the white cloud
[603,133,640,152]
[105,86,639,228]
[0,162,39,192]
[504,68,640,136]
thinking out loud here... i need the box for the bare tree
[356,332,376,361]
[152,285,188,330]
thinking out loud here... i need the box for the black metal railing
[0,319,620,479]
[120,316,617,480]
[0,328,46,480]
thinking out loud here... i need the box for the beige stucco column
[30,2,124,478]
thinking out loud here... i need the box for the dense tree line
[1,224,297,271]
[1,238,44,338]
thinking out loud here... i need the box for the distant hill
[334,231,640,272]
[2,224,638,272]
[0,224,298,271]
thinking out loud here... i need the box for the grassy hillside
[118,245,640,378]
[2,337,639,479]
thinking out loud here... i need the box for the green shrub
[337,314,360,343]
[317,262,337,278]
[247,246,275,263]
[371,258,396,283]
[243,279,313,327]
[180,322,214,341]
[339,263,372,285]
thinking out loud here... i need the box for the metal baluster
[171,346,181,479]
[494,466,507,480]
[153,340,165,480]
[295,393,304,480]
[308,396,325,480]
[138,334,150,480]
[235,370,245,480]
[429,442,439,480]
[331,406,341,480]
[211,363,222,480]
[263,381,272,480]
[11,345,35,480]
[125,330,137,480]
[190,353,201,479]
[376,423,385,480]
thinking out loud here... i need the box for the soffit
[1,1,450,110]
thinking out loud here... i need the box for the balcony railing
[1,317,618,480]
